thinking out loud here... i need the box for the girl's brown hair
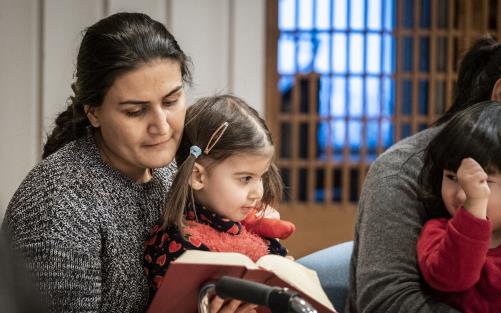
[162,94,283,229]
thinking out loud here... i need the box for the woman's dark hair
[419,100,501,218]
[42,12,192,158]
[434,35,501,125]
[162,94,283,229]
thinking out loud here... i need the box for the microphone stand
[198,276,318,313]
[198,282,215,313]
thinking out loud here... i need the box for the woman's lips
[145,139,170,147]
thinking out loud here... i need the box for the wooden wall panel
[0,0,40,213]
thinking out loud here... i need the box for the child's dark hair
[435,35,501,126]
[419,101,501,218]
[162,94,283,229]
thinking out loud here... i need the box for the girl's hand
[210,296,258,313]
[457,158,490,219]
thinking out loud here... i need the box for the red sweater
[417,207,501,312]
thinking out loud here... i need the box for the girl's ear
[189,162,206,190]
[84,105,101,128]
[491,78,501,102]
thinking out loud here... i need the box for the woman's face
[87,58,186,182]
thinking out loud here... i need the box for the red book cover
[147,250,337,313]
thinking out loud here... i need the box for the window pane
[367,34,381,74]
[382,77,394,116]
[316,0,331,29]
[348,121,362,148]
[383,34,394,74]
[318,76,332,116]
[350,0,365,30]
[349,33,364,73]
[382,119,393,148]
[366,77,380,117]
[419,37,429,72]
[420,0,431,28]
[367,0,382,30]
[278,34,296,74]
[279,0,296,30]
[332,119,345,148]
[298,0,314,30]
[349,76,363,117]
[333,0,347,29]
[314,33,330,74]
[297,33,314,73]
[367,121,379,151]
[403,0,414,29]
[332,33,347,73]
[384,0,395,30]
[331,77,346,116]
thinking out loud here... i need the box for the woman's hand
[210,296,258,313]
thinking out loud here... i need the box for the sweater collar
[185,203,242,235]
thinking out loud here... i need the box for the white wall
[0,0,265,219]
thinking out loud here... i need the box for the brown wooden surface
[278,204,357,258]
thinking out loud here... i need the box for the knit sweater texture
[346,126,460,313]
[2,134,176,313]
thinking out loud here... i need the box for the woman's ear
[84,105,100,128]
[189,162,206,190]
[491,78,501,102]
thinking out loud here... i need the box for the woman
[2,12,252,313]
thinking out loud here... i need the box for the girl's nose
[148,107,170,135]
[249,181,264,201]
[455,187,467,204]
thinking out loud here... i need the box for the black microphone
[214,276,317,313]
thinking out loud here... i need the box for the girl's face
[442,169,501,246]
[86,59,186,182]
[193,150,273,222]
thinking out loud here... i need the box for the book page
[256,254,334,310]
[174,250,259,270]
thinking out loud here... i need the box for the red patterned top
[143,204,287,302]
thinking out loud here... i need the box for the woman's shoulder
[4,138,103,238]
[368,127,441,180]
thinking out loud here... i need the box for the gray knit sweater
[2,134,176,313]
[346,126,460,313]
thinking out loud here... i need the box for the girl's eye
[240,176,252,183]
[126,109,145,117]
[446,174,457,182]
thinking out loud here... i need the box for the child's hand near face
[457,157,490,219]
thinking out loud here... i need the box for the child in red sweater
[417,100,501,312]
[143,95,295,309]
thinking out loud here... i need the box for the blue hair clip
[190,145,202,158]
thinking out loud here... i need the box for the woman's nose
[148,107,170,135]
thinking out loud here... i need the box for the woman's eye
[163,99,178,106]
[126,109,145,117]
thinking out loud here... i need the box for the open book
[147,250,337,313]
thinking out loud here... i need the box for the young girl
[143,94,293,300]
[417,100,501,312]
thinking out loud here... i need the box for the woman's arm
[347,132,460,313]
[3,192,102,313]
